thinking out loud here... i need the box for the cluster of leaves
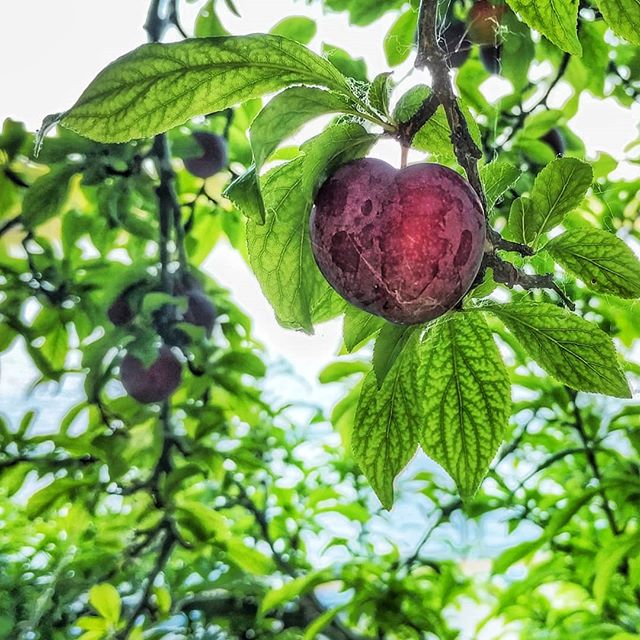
[1,0,639,637]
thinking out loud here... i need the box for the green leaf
[545,228,640,299]
[194,0,229,37]
[260,572,328,615]
[250,87,360,170]
[597,0,640,45]
[21,165,76,228]
[507,196,533,244]
[322,43,368,82]
[61,35,349,142]
[88,583,121,625]
[594,532,640,607]
[505,0,582,55]
[372,324,416,387]
[527,157,593,246]
[318,360,370,384]
[246,123,376,332]
[303,606,345,639]
[224,165,266,224]
[383,8,417,67]
[343,306,385,352]
[352,331,421,509]
[487,303,630,398]
[418,313,510,499]
[481,160,522,210]
[500,13,535,91]
[225,539,274,575]
[270,16,317,44]
[393,84,431,123]
[368,73,394,118]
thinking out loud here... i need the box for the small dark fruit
[120,345,182,404]
[541,128,565,156]
[479,45,502,74]
[184,289,217,335]
[468,0,508,44]
[439,21,472,68]
[183,131,228,179]
[108,293,134,326]
[310,159,485,325]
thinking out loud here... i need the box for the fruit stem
[400,144,409,169]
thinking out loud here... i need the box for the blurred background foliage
[1,0,640,638]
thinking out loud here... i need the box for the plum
[468,0,508,44]
[541,128,565,156]
[107,293,134,326]
[310,159,485,325]
[120,345,182,403]
[174,276,217,336]
[183,131,228,179]
[439,21,472,68]
[479,45,502,74]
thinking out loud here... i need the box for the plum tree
[310,159,485,325]
[439,21,471,68]
[468,0,508,44]
[183,131,228,179]
[120,345,182,404]
[541,128,566,156]
[479,44,501,73]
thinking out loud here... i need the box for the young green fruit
[184,131,228,179]
[120,345,182,404]
[310,159,485,325]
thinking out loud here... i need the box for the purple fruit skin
[184,290,216,335]
[120,345,182,404]
[184,132,228,179]
[541,128,565,156]
[310,159,485,325]
[440,21,472,68]
[479,45,501,74]
[108,295,134,326]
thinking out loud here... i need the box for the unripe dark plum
[184,289,217,335]
[468,0,508,44]
[120,345,182,404]
[479,45,502,74]
[108,293,134,326]
[183,131,228,179]
[439,21,471,68]
[310,159,485,325]
[541,128,565,156]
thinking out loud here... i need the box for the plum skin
[120,345,182,404]
[439,21,472,68]
[310,159,485,325]
[184,131,228,179]
[468,1,508,44]
[541,128,565,156]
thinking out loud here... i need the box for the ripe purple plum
[174,276,217,336]
[183,131,228,179]
[120,345,182,404]
[310,159,485,325]
[107,293,134,326]
[541,128,565,156]
[479,45,502,74]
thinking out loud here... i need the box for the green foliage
[419,313,510,498]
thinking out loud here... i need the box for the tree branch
[415,0,486,211]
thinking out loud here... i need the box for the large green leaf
[343,306,385,352]
[88,584,121,625]
[545,228,640,299]
[250,87,360,170]
[527,157,593,246]
[352,331,421,509]
[487,303,630,397]
[61,35,349,142]
[246,123,376,332]
[597,0,640,45]
[418,313,510,499]
[593,532,640,607]
[505,0,582,55]
[383,8,417,67]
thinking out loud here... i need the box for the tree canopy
[1,0,639,638]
